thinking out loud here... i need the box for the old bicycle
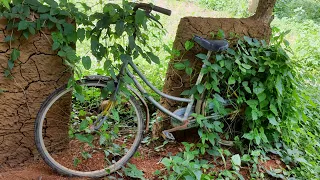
[34,3,228,178]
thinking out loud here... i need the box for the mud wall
[0,18,70,167]
[154,16,272,137]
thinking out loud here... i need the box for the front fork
[90,60,129,131]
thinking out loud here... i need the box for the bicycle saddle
[193,35,228,52]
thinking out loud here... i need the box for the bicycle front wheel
[34,79,144,178]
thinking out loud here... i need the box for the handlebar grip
[134,3,172,16]
[152,5,172,16]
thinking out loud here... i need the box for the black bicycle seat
[193,35,228,52]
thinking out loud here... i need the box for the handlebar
[133,3,172,16]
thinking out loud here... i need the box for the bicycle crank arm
[162,119,198,141]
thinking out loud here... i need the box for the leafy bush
[274,0,320,23]
[161,31,319,179]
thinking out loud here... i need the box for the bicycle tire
[34,79,144,178]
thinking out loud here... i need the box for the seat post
[182,50,212,120]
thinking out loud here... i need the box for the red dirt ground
[0,139,285,180]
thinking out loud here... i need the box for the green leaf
[7,60,14,70]
[244,36,253,45]
[99,134,107,145]
[135,10,146,25]
[267,114,279,126]
[28,26,36,35]
[253,87,265,95]
[104,60,111,71]
[75,93,85,103]
[241,154,251,162]
[11,49,20,61]
[258,66,265,72]
[196,53,207,60]
[58,51,66,57]
[75,133,93,144]
[38,5,50,13]
[185,40,194,51]
[258,93,267,102]
[228,76,236,85]
[276,76,283,96]
[18,20,28,31]
[80,2,90,11]
[251,150,261,157]
[246,100,258,108]
[115,21,125,36]
[63,23,75,36]
[174,63,185,70]
[227,48,235,55]
[111,109,120,121]
[4,69,10,77]
[270,103,278,116]
[1,0,10,9]
[185,67,193,75]
[23,31,29,39]
[73,157,80,167]
[231,154,241,166]
[242,132,254,140]
[254,129,261,145]
[79,119,88,131]
[214,93,225,103]
[147,52,160,64]
[161,157,172,167]
[82,56,91,70]
[77,28,85,42]
[180,90,190,96]
[242,81,252,93]
[79,110,86,116]
[251,110,258,120]
[242,64,252,69]
[52,42,60,50]
[124,163,145,180]
[217,29,225,38]
[197,84,205,94]
[216,54,223,61]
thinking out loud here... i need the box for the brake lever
[146,13,163,28]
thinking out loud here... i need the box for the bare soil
[0,135,285,180]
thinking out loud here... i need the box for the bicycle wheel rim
[35,81,143,177]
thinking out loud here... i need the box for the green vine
[0,0,163,92]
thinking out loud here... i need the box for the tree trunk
[248,0,259,14]
[152,0,277,138]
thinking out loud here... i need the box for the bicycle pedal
[162,131,175,141]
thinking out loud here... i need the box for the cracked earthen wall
[0,18,70,167]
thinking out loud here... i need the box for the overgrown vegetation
[0,0,319,179]
[156,30,319,179]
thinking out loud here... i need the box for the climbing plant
[0,0,163,92]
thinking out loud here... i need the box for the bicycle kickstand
[162,120,190,141]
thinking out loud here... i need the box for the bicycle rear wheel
[34,79,144,178]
